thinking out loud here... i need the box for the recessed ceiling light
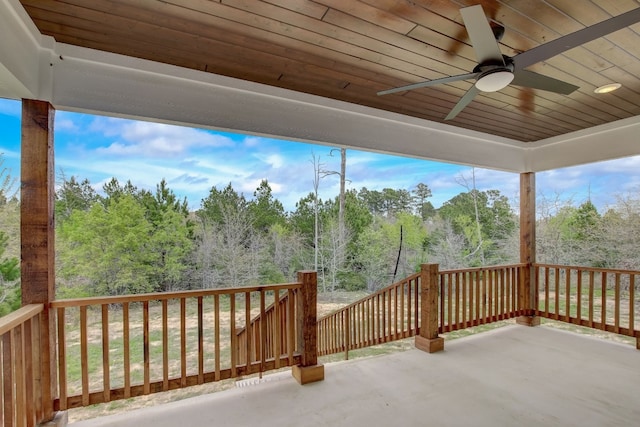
[594,83,621,94]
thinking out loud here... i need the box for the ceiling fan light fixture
[475,70,514,92]
[594,83,621,94]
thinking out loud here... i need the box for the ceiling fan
[378,4,640,120]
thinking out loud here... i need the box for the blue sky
[1,97,638,213]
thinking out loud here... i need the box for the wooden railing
[235,292,292,366]
[6,263,640,420]
[439,264,526,332]
[534,264,640,341]
[50,283,304,410]
[0,304,49,427]
[317,273,420,359]
[317,264,527,358]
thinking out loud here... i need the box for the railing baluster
[601,272,607,330]
[507,268,511,317]
[32,313,43,422]
[553,267,560,320]
[3,330,14,427]
[488,270,494,323]
[615,273,621,334]
[260,289,266,374]
[274,290,281,368]
[162,300,169,391]
[467,272,473,325]
[400,282,406,337]
[24,318,35,427]
[378,293,383,343]
[630,275,635,333]
[368,296,373,346]
[230,294,237,376]
[544,267,550,316]
[565,269,571,323]
[481,271,488,324]
[407,280,412,335]
[57,307,67,410]
[438,275,444,332]
[101,304,110,402]
[454,273,460,328]
[393,285,399,340]
[497,269,502,319]
[180,298,186,387]
[123,302,130,398]
[80,306,89,406]
[475,271,481,326]
[345,308,350,359]
[245,292,251,371]
[447,274,453,331]
[576,270,583,323]
[495,270,500,321]
[462,272,467,328]
[287,289,295,366]
[143,301,150,395]
[15,325,25,427]
[586,271,594,327]
[197,296,204,384]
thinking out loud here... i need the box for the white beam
[528,116,640,171]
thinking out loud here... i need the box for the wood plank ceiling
[19,0,640,142]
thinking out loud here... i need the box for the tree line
[2,153,640,313]
[51,172,518,298]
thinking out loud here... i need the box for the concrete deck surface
[72,325,640,427]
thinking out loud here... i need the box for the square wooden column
[516,172,540,327]
[21,99,58,422]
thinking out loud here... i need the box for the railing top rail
[534,263,640,276]
[441,263,527,275]
[51,282,303,308]
[0,303,44,335]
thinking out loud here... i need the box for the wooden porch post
[21,100,64,425]
[516,172,540,327]
[415,264,444,353]
[292,271,324,385]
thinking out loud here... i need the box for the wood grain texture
[18,0,640,141]
[296,271,318,366]
[20,100,56,423]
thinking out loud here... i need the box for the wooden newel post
[292,271,324,385]
[415,264,444,353]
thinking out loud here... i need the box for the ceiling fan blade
[460,5,504,64]
[445,85,480,120]
[513,7,640,70]
[512,70,579,95]
[377,72,479,96]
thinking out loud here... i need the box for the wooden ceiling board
[18,0,640,142]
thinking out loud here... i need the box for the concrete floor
[72,325,640,427]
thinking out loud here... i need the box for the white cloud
[55,118,79,133]
[251,153,285,169]
[92,118,234,158]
